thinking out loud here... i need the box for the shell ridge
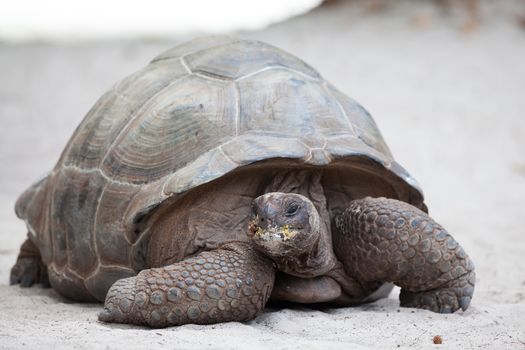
[48,261,85,280]
[46,178,55,265]
[322,81,358,136]
[235,65,320,82]
[87,181,106,283]
[121,185,153,245]
[82,263,135,281]
[233,82,240,136]
[218,145,240,166]
[49,170,67,268]
[179,56,192,74]
[61,164,141,187]
[193,71,233,82]
[66,265,86,280]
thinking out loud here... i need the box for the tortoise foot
[10,238,49,288]
[10,256,49,288]
[99,242,275,327]
[400,270,475,313]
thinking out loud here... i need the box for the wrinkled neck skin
[275,225,337,278]
[264,170,338,278]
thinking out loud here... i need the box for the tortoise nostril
[259,217,273,227]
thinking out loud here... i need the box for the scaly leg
[99,242,275,327]
[334,197,475,313]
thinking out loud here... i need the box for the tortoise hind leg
[333,197,475,313]
[10,237,50,288]
[99,242,275,327]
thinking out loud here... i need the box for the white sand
[1,1,524,348]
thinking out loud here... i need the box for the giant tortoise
[10,36,475,327]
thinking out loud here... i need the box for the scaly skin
[10,237,50,288]
[334,197,475,313]
[99,242,275,327]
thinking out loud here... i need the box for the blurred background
[1,0,524,348]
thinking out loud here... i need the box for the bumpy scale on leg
[10,237,49,288]
[99,242,275,327]
[334,197,475,313]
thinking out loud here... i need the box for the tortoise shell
[15,36,425,301]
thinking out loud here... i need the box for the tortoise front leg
[334,197,475,313]
[99,242,275,327]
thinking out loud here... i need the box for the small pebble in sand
[433,335,443,344]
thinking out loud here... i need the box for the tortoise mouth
[249,220,302,242]
[248,218,313,260]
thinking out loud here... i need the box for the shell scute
[50,168,104,275]
[61,60,188,170]
[94,182,140,265]
[101,75,237,184]
[237,69,349,139]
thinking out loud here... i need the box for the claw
[98,308,113,322]
[98,305,125,323]
[460,296,471,311]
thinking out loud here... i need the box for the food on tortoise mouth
[251,223,298,242]
[248,221,259,237]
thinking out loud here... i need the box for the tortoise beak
[251,197,280,230]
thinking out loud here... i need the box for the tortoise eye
[285,203,300,217]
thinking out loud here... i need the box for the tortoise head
[248,192,324,276]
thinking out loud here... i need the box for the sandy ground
[1,1,525,349]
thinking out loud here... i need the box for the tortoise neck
[273,217,337,278]
[264,170,338,277]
